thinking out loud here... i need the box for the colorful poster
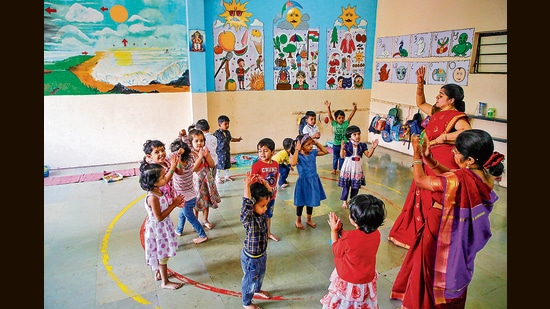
[408,62,429,84]
[427,61,448,85]
[391,62,409,84]
[273,1,319,90]
[392,35,411,58]
[450,28,475,57]
[325,4,367,90]
[431,30,452,57]
[190,30,206,52]
[213,1,264,91]
[376,37,393,59]
[410,33,431,58]
[374,61,391,83]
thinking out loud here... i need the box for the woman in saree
[388,65,471,249]
[390,129,505,308]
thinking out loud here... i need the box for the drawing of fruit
[225,79,237,91]
[214,45,223,54]
[218,31,236,52]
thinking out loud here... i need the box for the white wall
[44,92,195,169]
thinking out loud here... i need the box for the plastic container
[475,102,487,116]
[234,154,259,166]
[44,165,50,177]
[487,108,496,118]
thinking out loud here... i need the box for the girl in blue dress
[290,133,329,230]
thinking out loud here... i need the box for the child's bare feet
[295,221,305,230]
[193,236,208,244]
[156,270,175,281]
[268,233,280,242]
[161,281,183,290]
[254,290,271,299]
[331,170,337,175]
[341,201,348,209]
[306,220,317,228]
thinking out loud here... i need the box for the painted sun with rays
[219,0,253,31]
[338,4,360,31]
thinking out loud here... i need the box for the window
[471,31,507,74]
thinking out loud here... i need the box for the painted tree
[330,26,339,48]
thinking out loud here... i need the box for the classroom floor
[43,146,507,309]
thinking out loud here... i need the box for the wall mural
[44,1,190,96]
[325,4,367,90]
[273,1,319,90]
[213,0,265,91]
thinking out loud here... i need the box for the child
[272,137,294,188]
[301,111,321,149]
[189,129,221,230]
[169,139,208,244]
[240,171,273,309]
[213,115,243,183]
[338,125,379,209]
[320,194,386,308]
[290,133,329,229]
[251,138,280,242]
[143,139,179,203]
[325,100,358,175]
[138,161,185,290]
[195,119,218,181]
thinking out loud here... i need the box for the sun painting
[219,0,253,31]
[338,4,360,31]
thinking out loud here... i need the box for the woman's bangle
[411,159,423,167]
[169,169,175,174]
[427,160,439,169]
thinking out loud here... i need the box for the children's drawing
[325,4,367,90]
[451,28,475,57]
[44,1,190,96]
[375,62,391,83]
[428,62,448,85]
[447,60,470,86]
[273,1,319,90]
[431,30,452,57]
[213,1,264,91]
[391,62,409,84]
[392,35,410,58]
[411,33,431,58]
[376,37,393,59]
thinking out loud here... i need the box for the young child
[301,111,321,149]
[195,119,219,181]
[290,133,329,229]
[189,129,221,230]
[272,137,294,188]
[169,139,208,244]
[213,115,243,183]
[138,161,185,290]
[240,171,273,309]
[320,194,386,308]
[142,139,179,203]
[338,125,379,209]
[251,138,280,242]
[325,100,357,175]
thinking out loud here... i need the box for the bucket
[476,102,487,116]
[487,108,496,118]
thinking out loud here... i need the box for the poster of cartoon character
[391,62,409,84]
[410,33,431,58]
[325,4,367,90]
[375,61,391,83]
[213,0,265,92]
[273,1,319,90]
[428,61,448,85]
[447,60,470,86]
[451,28,474,57]
[376,37,393,59]
[431,30,452,57]
[392,35,410,58]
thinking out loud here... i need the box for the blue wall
[201,0,377,93]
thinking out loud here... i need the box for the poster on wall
[213,0,264,92]
[376,37,393,59]
[447,60,470,86]
[408,62,428,84]
[44,1,191,96]
[427,61,448,85]
[391,62,409,84]
[392,35,411,58]
[450,28,475,57]
[374,61,391,83]
[325,4,367,90]
[410,33,431,58]
[190,30,205,52]
[430,30,452,57]
[273,1,319,90]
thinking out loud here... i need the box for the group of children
[139,105,387,308]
